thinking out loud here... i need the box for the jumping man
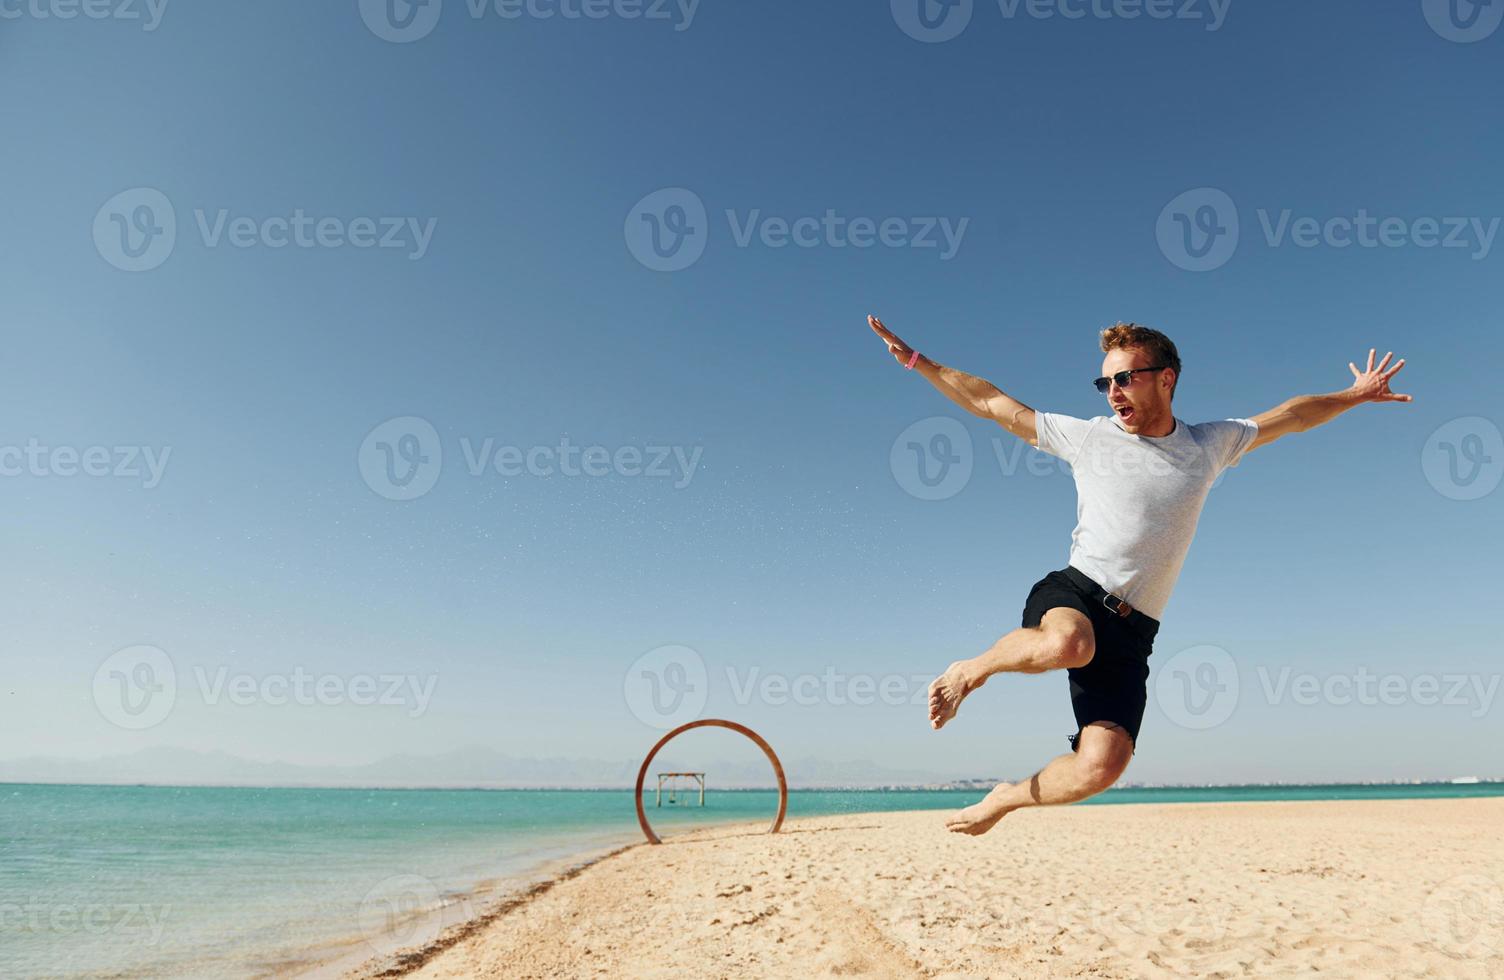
[867,315,1411,835]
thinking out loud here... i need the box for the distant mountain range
[0,745,969,789]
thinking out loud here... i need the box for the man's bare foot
[927,659,982,730]
[945,783,1020,836]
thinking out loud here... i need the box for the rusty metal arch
[634,719,787,845]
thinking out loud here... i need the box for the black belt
[1062,565,1160,634]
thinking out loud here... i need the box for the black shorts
[1021,566,1161,752]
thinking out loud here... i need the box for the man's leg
[943,721,1133,835]
[928,607,1094,729]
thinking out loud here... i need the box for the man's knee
[1042,615,1094,669]
[1076,724,1132,790]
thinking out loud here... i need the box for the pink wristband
[904,350,921,370]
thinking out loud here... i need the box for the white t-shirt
[1034,412,1259,621]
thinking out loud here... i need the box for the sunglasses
[1093,366,1167,394]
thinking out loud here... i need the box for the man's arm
[1247,347,1412,453]
[867,315,1039,445]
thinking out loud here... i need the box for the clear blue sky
[1,0,1500,785]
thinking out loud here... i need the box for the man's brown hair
[1100,322,1182,399]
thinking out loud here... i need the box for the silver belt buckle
[1102,592,1130,618]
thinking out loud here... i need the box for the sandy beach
[342,798,1504,979]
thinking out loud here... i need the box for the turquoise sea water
[4,781,1503,978]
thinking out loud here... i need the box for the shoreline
[345,799,1504,979]
[315,818,779,980]
[335,842,643,980]
[283,834,649,980]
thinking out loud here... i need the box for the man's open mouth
[1114,404,1135,421]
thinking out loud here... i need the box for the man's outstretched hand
[1348,348,1413,403]
[868,314,916,367]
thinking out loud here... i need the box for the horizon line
[5,778,1501,792]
